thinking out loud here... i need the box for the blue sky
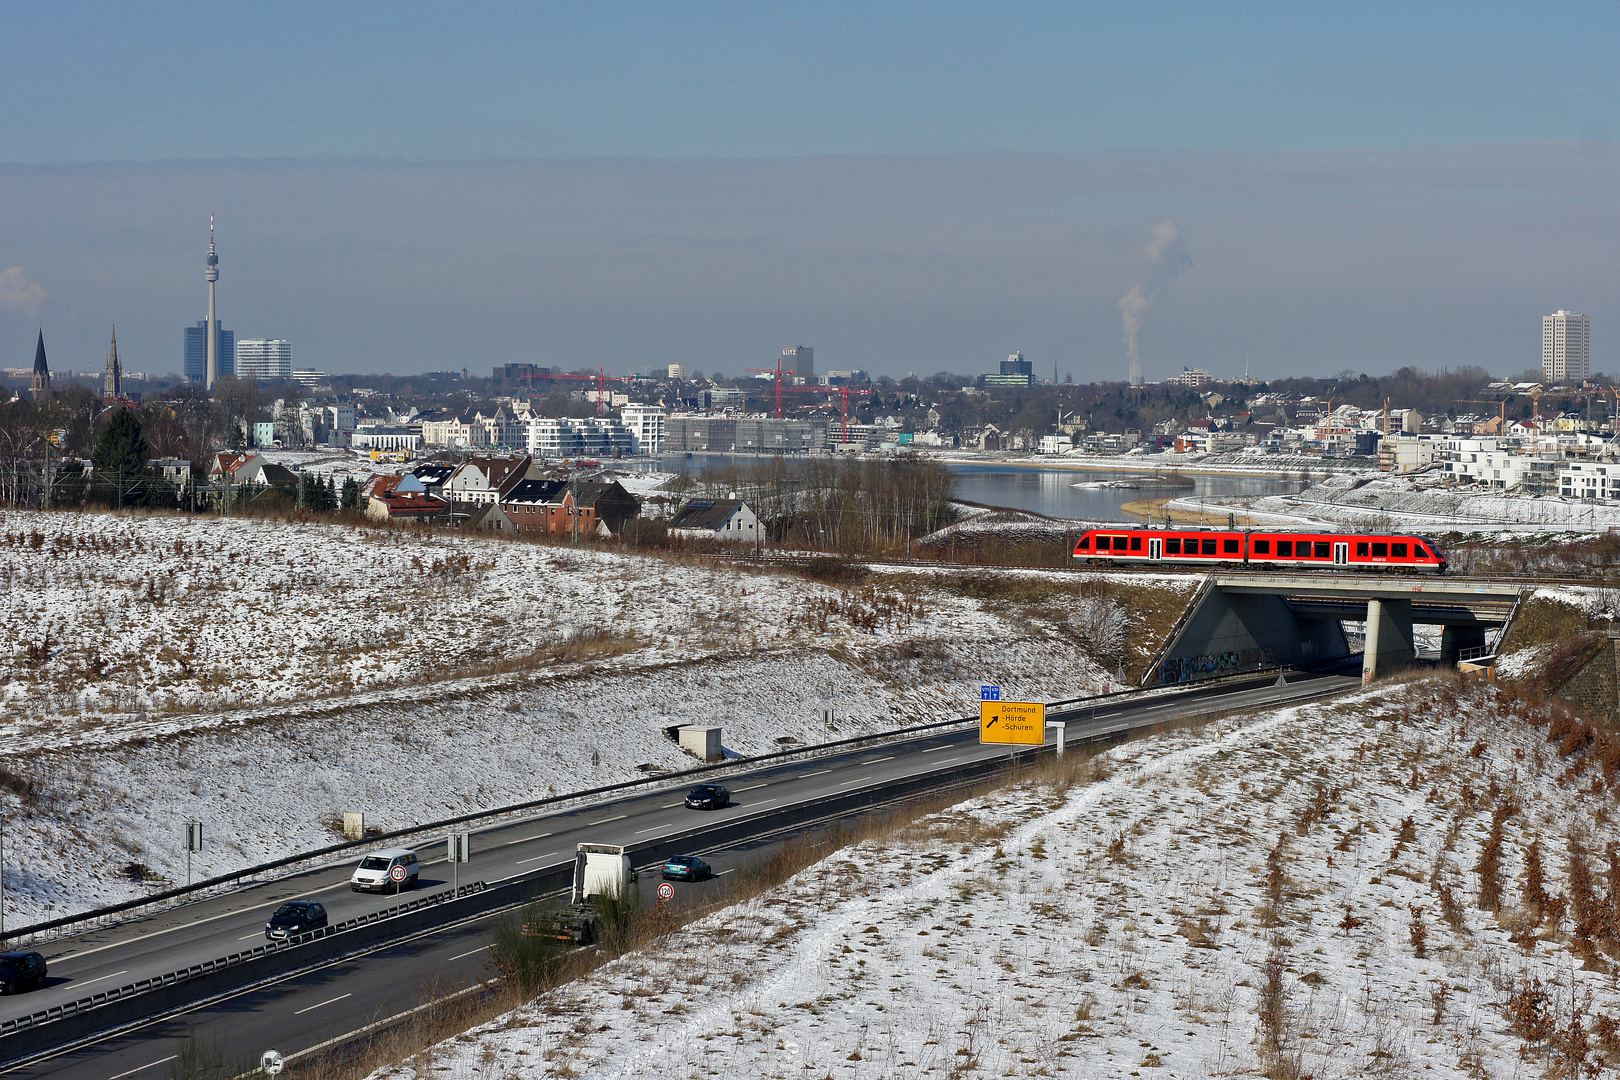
[2,3,1617,379]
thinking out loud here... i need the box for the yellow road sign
[979,701,1045,745]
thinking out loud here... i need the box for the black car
[661,855,712,881]
[0,951,46,994]
[684,784,731,810]
[265,900,329,941]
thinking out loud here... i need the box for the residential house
[667,498,760,543]
[498,478,605,537]
[406,461,458,498]
[571,480,641,534]
[365,489,449,522]
[444,454,542,505]
[208,452,298,487]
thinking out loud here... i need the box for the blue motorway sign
[980,685,1001,701]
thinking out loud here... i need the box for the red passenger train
[1073,528,1447,574]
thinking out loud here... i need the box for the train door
[1148,538,1162,561]
[1333,542,1349,566]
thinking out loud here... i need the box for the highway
[0,668,1358,1080]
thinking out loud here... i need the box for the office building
[1543,310,1591,384]
[620,403,666,455]
[782,346,813,381]
[236,339,293,382]
[981,351,1037,388]
[185,321,235,383]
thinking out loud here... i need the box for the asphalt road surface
[2,669,1357,1080]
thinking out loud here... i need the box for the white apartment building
[1543,310,1591,384]
[1558,461,1620,499]
[620,403,665,455]
[235,339,293,381]
[522,417,634,459]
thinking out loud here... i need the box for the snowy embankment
[1231,472,1620,534]
[934,448,1371,478]
[395,678,1620,1080]
[0,508,1158,922]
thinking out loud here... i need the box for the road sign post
[260,1049,284,1076]
[448,832,471,894]
[184,822,203,886]
[657,881,675,904]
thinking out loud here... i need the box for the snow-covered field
[392,677,1620,1080]
[1233,472,1620,534]
[0,508,1160,922]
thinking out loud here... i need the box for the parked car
[350,847,420,893]
[684,784,731,810]
[0,951,46,994]
[264,900,329,940]
[661,855,712,881]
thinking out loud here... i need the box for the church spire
[104,326,122,399]
[30,328,51,402]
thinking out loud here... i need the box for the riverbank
[1118,496,1264,526]
[935,450,1374,480]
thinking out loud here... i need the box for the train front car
[1413,535,1448,574]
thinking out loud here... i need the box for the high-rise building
[782,346,813,381]
[104,327,122,398]
[620,403,666,455]
[185,321,235,383]
[205,214,221,389]
[981,350,1036,387]
[235,339,293,382]
[1543,310,1591,384]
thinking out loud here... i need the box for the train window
[1254,539,1271,554]
[1201,539,1217,555]
[1096,536,1111,550]
[1130,536,1142,551]
[1165,538,1181,554]
[1415,545,1430,557]
[1371,542,1387,557]
[1356,542,1369,556]
[1223,539,1239,554]
[1392,543,1408,558]
[1313,542,1330,558]
[1276,540,1292,557]
[1077,537,1090,549]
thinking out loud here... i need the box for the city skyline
[1,4,1616,382]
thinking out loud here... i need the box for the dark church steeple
[104,327,122,399]
[30,329,51,402]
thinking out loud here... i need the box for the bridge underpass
[1149,576,1524,686]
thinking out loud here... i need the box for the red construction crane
[746,358,786,418]
[780,385,875,446]
[518,368,632,415]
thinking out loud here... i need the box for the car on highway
[350,847,420,893]
[661,855,712,881]
[264,900,329,940]
[0,951,46,994]
[684,784,731,810]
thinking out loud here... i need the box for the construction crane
[1452,398,1511,428]
[518,368,632,415]
[779,385,875,446]
[746,358,787,418]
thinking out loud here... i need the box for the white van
[350,847,420,894]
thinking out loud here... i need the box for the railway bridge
[1150,575,1526,686]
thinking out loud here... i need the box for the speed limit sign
[389,864,407,883]
[657,882,675,901]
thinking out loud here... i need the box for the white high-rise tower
[205,214,220,390]
[1542,310,1590,385]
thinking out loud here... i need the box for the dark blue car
[265,900,329,941]
[685,784,730,810]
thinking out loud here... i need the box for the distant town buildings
[1543,310,1590,384]
[236,339,293,382]
[185,320,235,384]
[981,351,1036,388]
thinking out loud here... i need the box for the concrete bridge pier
[1441,625,1488,666]
[1362,598,1415,683]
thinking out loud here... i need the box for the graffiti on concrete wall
[1159,644,1278,684]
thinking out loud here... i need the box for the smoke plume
[0,267,46,315]
[1119,220,1190,384]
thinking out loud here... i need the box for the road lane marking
[733,782,768,791]
[920,745,953,753]
[238,932,265,940]
[838,776,873,786]
[75,968,128,986]
[587,814,627,826]
[634,826,669,835]
[662,802,685,808]
[109,1055,177,1079]
[863,756,895,764]
[449,945,492,962]
[516,852,560,865]
[294,992,353,1016]
[801,769,832,777]
[751,799,777,808]
[715,870,735,877]
[505,832,552,846]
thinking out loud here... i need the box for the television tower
[205,214,220,390]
